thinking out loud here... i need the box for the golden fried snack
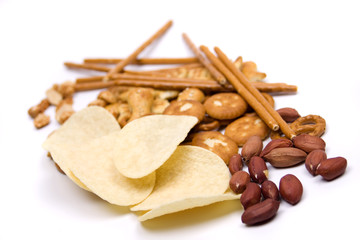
[177,87,205,102]
[225,113,270,146]
[290,114,326,137]
[163,100,205,123]
[193,116,220,132]
[204,93,248,120]
[191,131,239,164]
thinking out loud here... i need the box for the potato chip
[137,191,240,221]
[43,106,120,191]
[49,134,156,206]
[112,115,198,179]
[131,145,230,212]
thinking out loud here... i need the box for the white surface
[1,0,359,239]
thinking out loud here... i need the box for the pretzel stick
[182,33,227,85]
[114,79,228,91]
[74,81,116,91]
[199,45,279,131]
[64,62,111,72]
[104,20,173,81]
[214,47,296,139]
[111,73,217,83]
[251,82,297,93]
[84,57,199,65]
[76,63,205,83]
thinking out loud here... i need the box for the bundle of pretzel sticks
[28,20,297,139]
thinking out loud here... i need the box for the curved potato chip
[50,134,156,206]
[131,145,230,211]
[137,191,240,221]
[43,106,120,191]
[112,115,198,179]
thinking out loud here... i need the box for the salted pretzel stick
[200,45,279,131]
[182,33,227,85]
[104,20,173,81]
[214,47,296,139]
[84,57,199,65]
[64,62,111,72]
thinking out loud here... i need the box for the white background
[1,0,360,239]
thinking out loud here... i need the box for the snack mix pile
[29,20,347,225]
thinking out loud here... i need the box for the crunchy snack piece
[46,87,63,105]
[204,93,248,120]
[177,87,205,102]
[98,90,117,104]
[290,114,326,137]
[112,115,198,179]
[88,98,107,107]
[34,113,50,129]
[117,103,131,127]
[241,61,266,82]
[49,135,156,206]
[136,191,240,221]
[43,106,121,191]
[54,81,75,98]
[153,89,179,100]
[104,102,122,118]
[193,116,220,132]
[163,100,205,123]
[55,97,75,124]
[130,145,232,216]
[191,131,238,165]
[151,98,170,114]
[127,87,154,122]
[225,113,270,146]
[28,98,50,118]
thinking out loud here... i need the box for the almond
[241,135,263,164]
[316,157,347,181]
[276,107,300,123]
[305,149,327,176]
[279,174,303,205]
[260,138,293,158]
[263,147,307,168]
[292,134,326,153]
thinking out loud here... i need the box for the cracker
[225,113,270,146]
[191,131,239,165]
[163,100,205,123]
[204,93,248,120]
[112,115,198,179]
